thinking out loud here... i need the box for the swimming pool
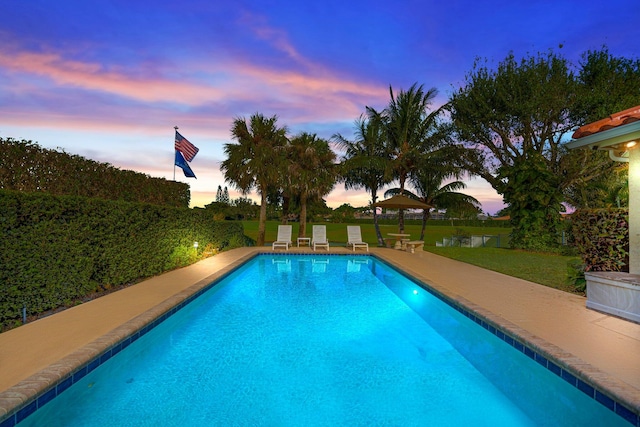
[9,254,631,425]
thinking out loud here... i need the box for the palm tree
[384,159,480,240]
[287,132,336,238]
[412,161,481,239]
[369,83,443,232]
[333,114,392,246]
[221,113,288,246]
[564,163,629,209]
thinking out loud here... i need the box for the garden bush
[570,208,628,272]
[0,137,189,207]
[0,190,248,330]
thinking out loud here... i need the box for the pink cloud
[251,20,307,65]
[2,98,234,140]
[223,61,388,122]
[0,49,224,104]
[222,13,390,119]
[0,43,387,127]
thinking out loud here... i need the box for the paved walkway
[1,246,639,421]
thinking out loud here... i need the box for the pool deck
[1,246,639,422]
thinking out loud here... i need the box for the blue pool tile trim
[457,301,638,426]
[373,254,640,427]
[1,262,230,427]
[597,390,616,411]
[3,252,638,427]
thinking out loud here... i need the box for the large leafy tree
[221,113,288,246]
[497,150,565,250]
[286,132,337,238]
[449,51,576,189]
[334,114,392,246]
[448,50,615,250]
[573,48,640,124]
[369,83,445,232]
[564,48,640,209]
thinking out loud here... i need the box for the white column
[629,148,640,274]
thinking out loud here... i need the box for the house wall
[630,148,640,274]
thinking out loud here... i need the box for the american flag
[174,131,199,162]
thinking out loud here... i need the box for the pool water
[19,255,627,426]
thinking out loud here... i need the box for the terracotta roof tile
[572,105,640,139]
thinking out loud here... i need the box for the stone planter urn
[585,272,640,323]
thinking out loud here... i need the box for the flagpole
[173,125,178,181]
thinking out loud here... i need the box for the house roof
[572,105,640,139]
[566,105,640,155]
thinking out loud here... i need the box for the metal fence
[436,234,512,248]
[435,231,570,249]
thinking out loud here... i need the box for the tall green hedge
[570,208,628,272]
[0,190,251,330]
[0,138,190,207]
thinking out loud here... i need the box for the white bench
[405,241,424,253]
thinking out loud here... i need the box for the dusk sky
[1,1,639,214]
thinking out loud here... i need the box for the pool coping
[0,249,639,426]
[372,252,640,425]
[0,249,259,427]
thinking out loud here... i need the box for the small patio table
[297,237,311,247]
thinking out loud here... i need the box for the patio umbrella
[372,194,431,235]
[372,194,431,210]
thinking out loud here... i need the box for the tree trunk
[257,191,267,246]
[374,209,384,246]
[420,209,428,240]
[299,195,307,238]
[398,178,406,233]
[371,191,384,246]
[282,194,290,224]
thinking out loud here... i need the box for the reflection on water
[347,258,368,273]
[272,258,291,272]
[312,258,329,273]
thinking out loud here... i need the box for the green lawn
[426,246,578,292]
[241,220,580,294]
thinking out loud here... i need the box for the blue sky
[1,0,639,214]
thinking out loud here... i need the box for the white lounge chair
[312,225,329,251]
[272,225,292,250]
[346,226,369,252]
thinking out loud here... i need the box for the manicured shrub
[570,208,628,272]
[0,137,189,207]
[0,190,247,330]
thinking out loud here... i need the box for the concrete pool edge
[0,249,259,426]
[375,252,640,422]
[0,248,639,426]
[369,250,640,425]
